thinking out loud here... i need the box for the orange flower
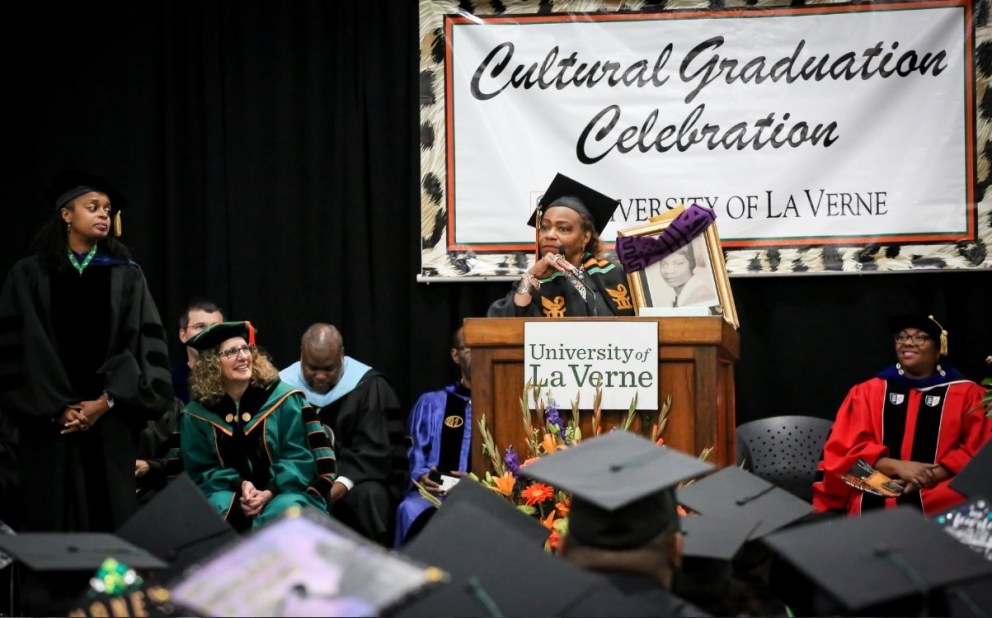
[541,433,559,454]
[656,436,665,446]
[677,505,688,517]
[490,471,516,497]
[547,529,561,551]
[555,499,570,517]
[541,510,557,530]
[520,482,554,505]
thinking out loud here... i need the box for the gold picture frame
[616,212,739,329]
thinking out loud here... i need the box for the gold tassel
[928,314,948,356]
[113,212,122,237]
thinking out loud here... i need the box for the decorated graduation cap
[520,430,714,550]
[526,173,620,236]
[185,320,257,352]
[888,313,949,356]
[676,466,816,561]
[762,506,992,615]
[47,169,127,236]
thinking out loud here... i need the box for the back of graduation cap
[395,494,612,618]
[116,473,238,577]
[951,439,992,501]
[0,531,166,615]
[521,429,715,550]
[168,506,442,617]
[526,173,620,236]
[762,505,992,615]
[677,465,816,561]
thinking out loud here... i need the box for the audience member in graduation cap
[676,466,823,616]
[0,170,173,534]
[813,314,991,517]
[181,321,334,531]
[487,173,636,318]
[762,505,992,616]
[521,430,714,617]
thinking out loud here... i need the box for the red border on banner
[443,0,975,253]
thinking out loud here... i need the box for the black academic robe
[319,369,406,544]
[487,253,637,318]
[0,255,173,532]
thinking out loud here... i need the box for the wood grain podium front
[463,316,739,476]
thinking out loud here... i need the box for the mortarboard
[520,430,715,550]
[677,466,816,560]
[396,498,612,617]
[185,320,257,352]
[762,505,992,614]
[168,506,442,617]
[0,532,166,573]
[888,313,949,356]
[440,477,549,547]
[116,473,238,577]
[526,173,620,236]
[950,439,992,500]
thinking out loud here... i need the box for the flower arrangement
[472,381,705,552]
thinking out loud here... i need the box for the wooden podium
[463,316,739,476]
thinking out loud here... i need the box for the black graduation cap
[116,473,238,578]
[520,430,715,550]
[395,498,612,617]
[676,466,816,560]
[526,173,620,235]
[185,320,257,352]
[762,505,992,614]
[888,313,949,356]
[47,169,127,214]
[0,532,166,573]
[440,477,549,546]
[950,439,992,500]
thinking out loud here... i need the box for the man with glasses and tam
[179,321,333,531]
[813,314,991,516]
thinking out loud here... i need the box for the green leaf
[517,504,537,516]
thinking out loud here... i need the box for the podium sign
[524,321,658,410]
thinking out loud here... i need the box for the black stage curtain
[4,1,990,428]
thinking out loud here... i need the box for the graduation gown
[0,255,173,532]
[181,381,328,531]
[394,382,471,546]
[813,366,991,516]
[488,253,636,318]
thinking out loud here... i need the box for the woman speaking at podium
[487,173,636,319]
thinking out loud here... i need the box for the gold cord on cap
[113,212,122,237]
[927,314,948,356]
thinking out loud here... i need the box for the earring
[896,363,904,376]
[937,364,946,377]
[66,222,70,234]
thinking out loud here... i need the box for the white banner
[419,0,990,278]
[524,321,658,410]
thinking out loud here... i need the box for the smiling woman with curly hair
[181,321,334,532]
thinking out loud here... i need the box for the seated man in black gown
[279,323,406,546]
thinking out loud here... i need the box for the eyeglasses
[219,344,254,360]
[895,333,931,345]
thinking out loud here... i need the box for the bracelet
[516,274,539,295]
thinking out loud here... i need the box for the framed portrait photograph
[616,218,739,329]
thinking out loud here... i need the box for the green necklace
[67,245,98,275]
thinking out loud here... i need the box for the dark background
[4,1,990,429]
